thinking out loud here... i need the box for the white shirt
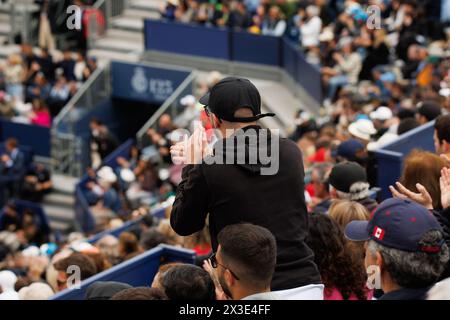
[301,16,322,47]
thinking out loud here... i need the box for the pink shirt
[31,111,51,128]
[324,287,374,300]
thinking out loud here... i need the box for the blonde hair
[329,200,370,229]
[329,200,370,267]
[8,54,23,65]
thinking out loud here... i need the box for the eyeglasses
[204,105,211,117]
[210,252,240,280]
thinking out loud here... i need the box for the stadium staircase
[41,174,78,235]
[88,0,163,64]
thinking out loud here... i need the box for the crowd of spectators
[0,45,98,128]
[0,138,52,207]
[1,0,450,302]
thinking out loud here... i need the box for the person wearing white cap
[18,282,54,300]
[367,106,399,151]
[348,119,377,143]
[174,94,200,130]
[299,6,322,48]
[0,270,19,300]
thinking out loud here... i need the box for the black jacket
[171,126,321,291]
[379,287,429,300]
[433,207,450,279]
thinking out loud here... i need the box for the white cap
[120,168,136,183]
[22,246,41,257]
[180,95,196,106]
[70,241,98,253]
[440,88,450,98]
[0,270,17,291]
[348,119,377,141]
[370,106,393,121]
[18,283,54,300]
[97,166,117,184]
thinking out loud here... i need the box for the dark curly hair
[306,213,368,300]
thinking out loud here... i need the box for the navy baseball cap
[199,77,275,123]
[332,139,365,161]
[345,198,444,253]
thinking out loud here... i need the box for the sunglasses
[210,252,240,281]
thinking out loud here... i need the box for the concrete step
[123,8,161,20]
[51,174,79,194]
[251,78,299,132]
[130,0,165,13]
[89,48,141,64]
[0,13,9,23]
[105,28,144,42]
[49,220,73,233]
[0,44,20,59]
[42,192,75,208]
[111,16,144,32]
[93,36,144,53]
[43,204,74,223]
[0,21,11,36]
[260,104,287,137]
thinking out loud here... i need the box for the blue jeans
[327,75,349,100]
[6,84,23,100]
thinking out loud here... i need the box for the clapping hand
[170,125,211,165]
[390,181,434,210]
[440,167,450,209]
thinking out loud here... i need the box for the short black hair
[161,264,215,301]
[435,115,450,144]
[398,118,419,135]
[418,101,442,122]
[53,253,97,280]
[140,228,167,251]
[217,223,276,289]
[110,287,167,300]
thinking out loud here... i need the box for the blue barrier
[51,244,196,300]
[0,199,50,235]
[86,207,167,244]
[144,19,323,105]
[294,48,322,104]
[282,38,298,80]
[231,31,281,66]
[75,139,135,233]
[0,119,51,157]
[111,61,191,104]
[373,121,435,200]
[75,184,95,234]
[144,20,230,60]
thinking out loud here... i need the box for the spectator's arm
[170,164,209,236]
[273,20,287,37]
[338,54,360,74]
[300,18,321,40]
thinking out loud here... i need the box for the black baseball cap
[345,198,444,253]
[199,77,275,123]
[328,162,367,193]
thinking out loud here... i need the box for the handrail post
[9,1,16,44]
[105,0,113,29]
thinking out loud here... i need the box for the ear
[375,251,383,269]
[444,141,450,154]
[225,269,235,287]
